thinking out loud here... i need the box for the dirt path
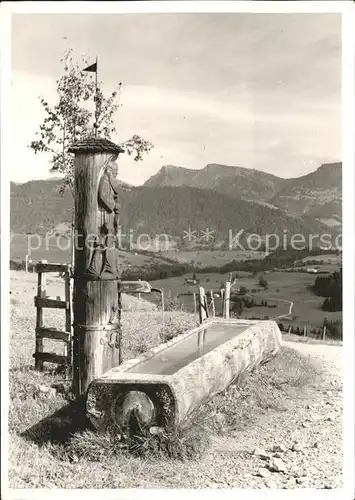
[210,340,342,489]
[274,299,294,319]
[242,288,294,320]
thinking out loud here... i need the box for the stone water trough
[86,319,282,434]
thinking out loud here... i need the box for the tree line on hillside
[312,270,342,312]
[12,179,339,239]
[119,185,337,240]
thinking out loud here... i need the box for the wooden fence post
[35,266,45,371]
[198,286,207,324]
[39,259,47,297]
[161,289,165,338]
[323,317,327,341]
[68,138,125,398]
[210,290,215,318]
[70,208,75,269]
[223,281,231,319]
[65,269,74,378]
[193,292,197,314]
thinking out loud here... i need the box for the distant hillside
[11,179,73,234]
[144,163,285,203]
[143,162,342,219]
[270,163,342,217]
[10,163,341,246]
[119,186,336,246]
[11,181,333,241]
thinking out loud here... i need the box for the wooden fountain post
[223,281,231,319]
[198,286,208,324]
[68,138,125,397]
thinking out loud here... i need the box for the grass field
[150,268,341,331]
[8,271,334,488]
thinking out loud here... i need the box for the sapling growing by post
[29,48,154,195]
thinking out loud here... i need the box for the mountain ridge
[10,162,341,246]
[143,162,342,217]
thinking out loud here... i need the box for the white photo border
[1,2,354,499]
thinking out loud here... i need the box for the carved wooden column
[68,138,125,397]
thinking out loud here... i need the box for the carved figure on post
[86,154,130,280]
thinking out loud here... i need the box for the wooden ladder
[33,264,154,372]
[33,262,73,372]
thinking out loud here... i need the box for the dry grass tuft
[268,346,320,389]
[61,421,211,463]
[59,430,123,463]
[196,346,320,434]
[126,409,212,461]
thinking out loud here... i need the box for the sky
[11,12,341,185]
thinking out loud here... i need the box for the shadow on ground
[21,399,90,446]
